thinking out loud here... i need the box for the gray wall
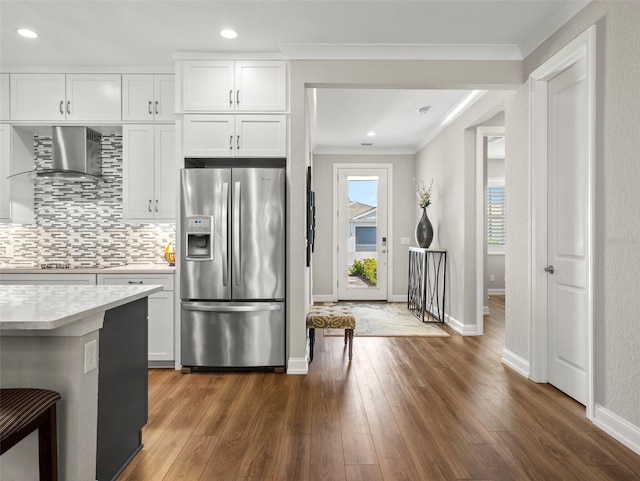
[312,154,415,299]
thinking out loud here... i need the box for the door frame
[475,125,506,336]
[529,26,596,419]
[332,163,393,301]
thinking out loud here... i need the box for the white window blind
[487,185,506,246]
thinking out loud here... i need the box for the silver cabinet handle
[544,265,555,274]
[236,135,240,150]
[66,100,71,114]
[229,135,233,151]
[148,200,152,212]
[155,101,159,115]
[128,280,144,284]
[148,101,153,115]
[229,89,233,107]
[236,89,240,106]
[59,100,64,115]
[182,303,282,313]
[155,200,159,212]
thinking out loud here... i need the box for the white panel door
[154,124,177,220]
[123,125,155,220]
[122,74,155,121]
[66,74,121,121]
[235,115,286,157]
[182,60,234,111]
[235,61,287,111]
[337,167,389,301]
[183,114,234,157]
[10,74,65,121]
[154,75,175,121]
[547,57,588,405]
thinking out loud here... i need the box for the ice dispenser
[185,216,213,260]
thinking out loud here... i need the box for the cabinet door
[0,124,10,221]
[235,61,287,112]
[182,61,234,111]
[10,74,66,121]
[154,124,177,220]
[148,291,175,361]
[183,114,234,157]
[123,125,155,220]
[122,74,154,121]
[66,74,121,121]
[154,75,175,121]
[0,74,9,120]
[236,115,287,157]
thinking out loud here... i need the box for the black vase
[415,207,433,248]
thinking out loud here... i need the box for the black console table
[408,247,446,323]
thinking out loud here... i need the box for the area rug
[321,302,449,337]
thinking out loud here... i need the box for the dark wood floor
[118,296,640,480]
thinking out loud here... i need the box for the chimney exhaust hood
[9,126,103,182]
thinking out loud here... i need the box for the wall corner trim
[593,404,640,455]
[502,349,530,378]
[312,295,336,303]
[287,357,308,375]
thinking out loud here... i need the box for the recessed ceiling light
[366,131,376,137]
[17,28,38,39]
[220,29,238,39]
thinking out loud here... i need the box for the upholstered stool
[0,388,61,481]
[306,305,356,362]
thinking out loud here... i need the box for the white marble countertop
[0,263,175,274]
[0,284,163,330]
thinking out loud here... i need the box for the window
[487,183,506,247]
[355,226,377,252]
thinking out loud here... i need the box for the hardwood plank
[162,435,219,481]
[345,464,384,481]
[310,398,346,481]
[273,434,311,481]
[372,434,422,481]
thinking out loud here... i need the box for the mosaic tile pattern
[0,134,175,268]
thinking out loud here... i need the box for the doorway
[334,164,391,301]
[530,27,595,415]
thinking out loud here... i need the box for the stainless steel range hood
[9,126,103,182]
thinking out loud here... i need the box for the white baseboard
[287,357,308,375]
[483,305,491,315]
[488,288,505,295]
[445,314,480,336]
[593,404,640,455]
[312,295,335,303]
[501,349,530,377]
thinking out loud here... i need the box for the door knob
[544,265,555,274]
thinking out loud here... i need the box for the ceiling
[0,0,590,153]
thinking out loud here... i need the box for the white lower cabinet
[97,273,175,365]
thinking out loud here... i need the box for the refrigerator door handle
[182,303,282,313]
[222,182,230,286]
[233,181,241,286]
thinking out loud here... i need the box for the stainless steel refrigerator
[180,161,285,370]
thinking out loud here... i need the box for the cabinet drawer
[98,274,174,291]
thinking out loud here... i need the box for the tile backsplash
[0,134,175,268]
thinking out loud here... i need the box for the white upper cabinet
[0,124,11,221]
[0,74,9,121]
[10,73,121,121]
[183,114,286,158]
[122,74,175,122]
[182,60,286,112]
[122,124,177,221]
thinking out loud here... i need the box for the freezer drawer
[181,301,285,368]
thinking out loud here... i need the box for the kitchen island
[0,284,162,481]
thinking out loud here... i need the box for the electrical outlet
[490,274,495,282]
[84,340,97,374]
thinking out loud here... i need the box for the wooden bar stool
[306,305,356,362]
[0,388,61,481]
